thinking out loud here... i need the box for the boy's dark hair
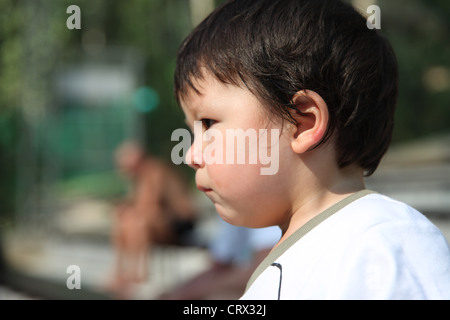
[174,0,398,176]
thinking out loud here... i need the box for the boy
[174,0,450,299]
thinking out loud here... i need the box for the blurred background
[0,0,449,299]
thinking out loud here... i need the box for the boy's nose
[186,143,204,170]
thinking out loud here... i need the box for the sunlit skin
[180,72,365,247]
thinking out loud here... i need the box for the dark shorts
[171,218,196,246]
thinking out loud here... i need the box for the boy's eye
[201,118,216,130]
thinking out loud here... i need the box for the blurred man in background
[108,141,196,298]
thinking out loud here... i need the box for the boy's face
[180,73,295,228]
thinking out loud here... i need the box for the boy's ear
[288,90,329,154]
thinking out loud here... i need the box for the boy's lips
[197,185,213,193]
[197,185,217,204]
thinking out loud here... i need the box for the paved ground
[1,225,214,300]
[0,285,37,300]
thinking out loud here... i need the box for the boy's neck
[278,163,365,245]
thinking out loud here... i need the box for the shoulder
[324,193,450,299]
[326,193,450,268]
[330,193,440,234]
[282,193,450,299]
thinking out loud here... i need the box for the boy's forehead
[179,72,229,110]
[178,82,205,115]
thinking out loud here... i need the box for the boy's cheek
[207,162,269,195]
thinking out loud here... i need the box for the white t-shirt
[241,190,450,300]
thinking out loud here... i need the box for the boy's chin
[216,205,266,229]
[215,205,235,225]
[215,205,245,227]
